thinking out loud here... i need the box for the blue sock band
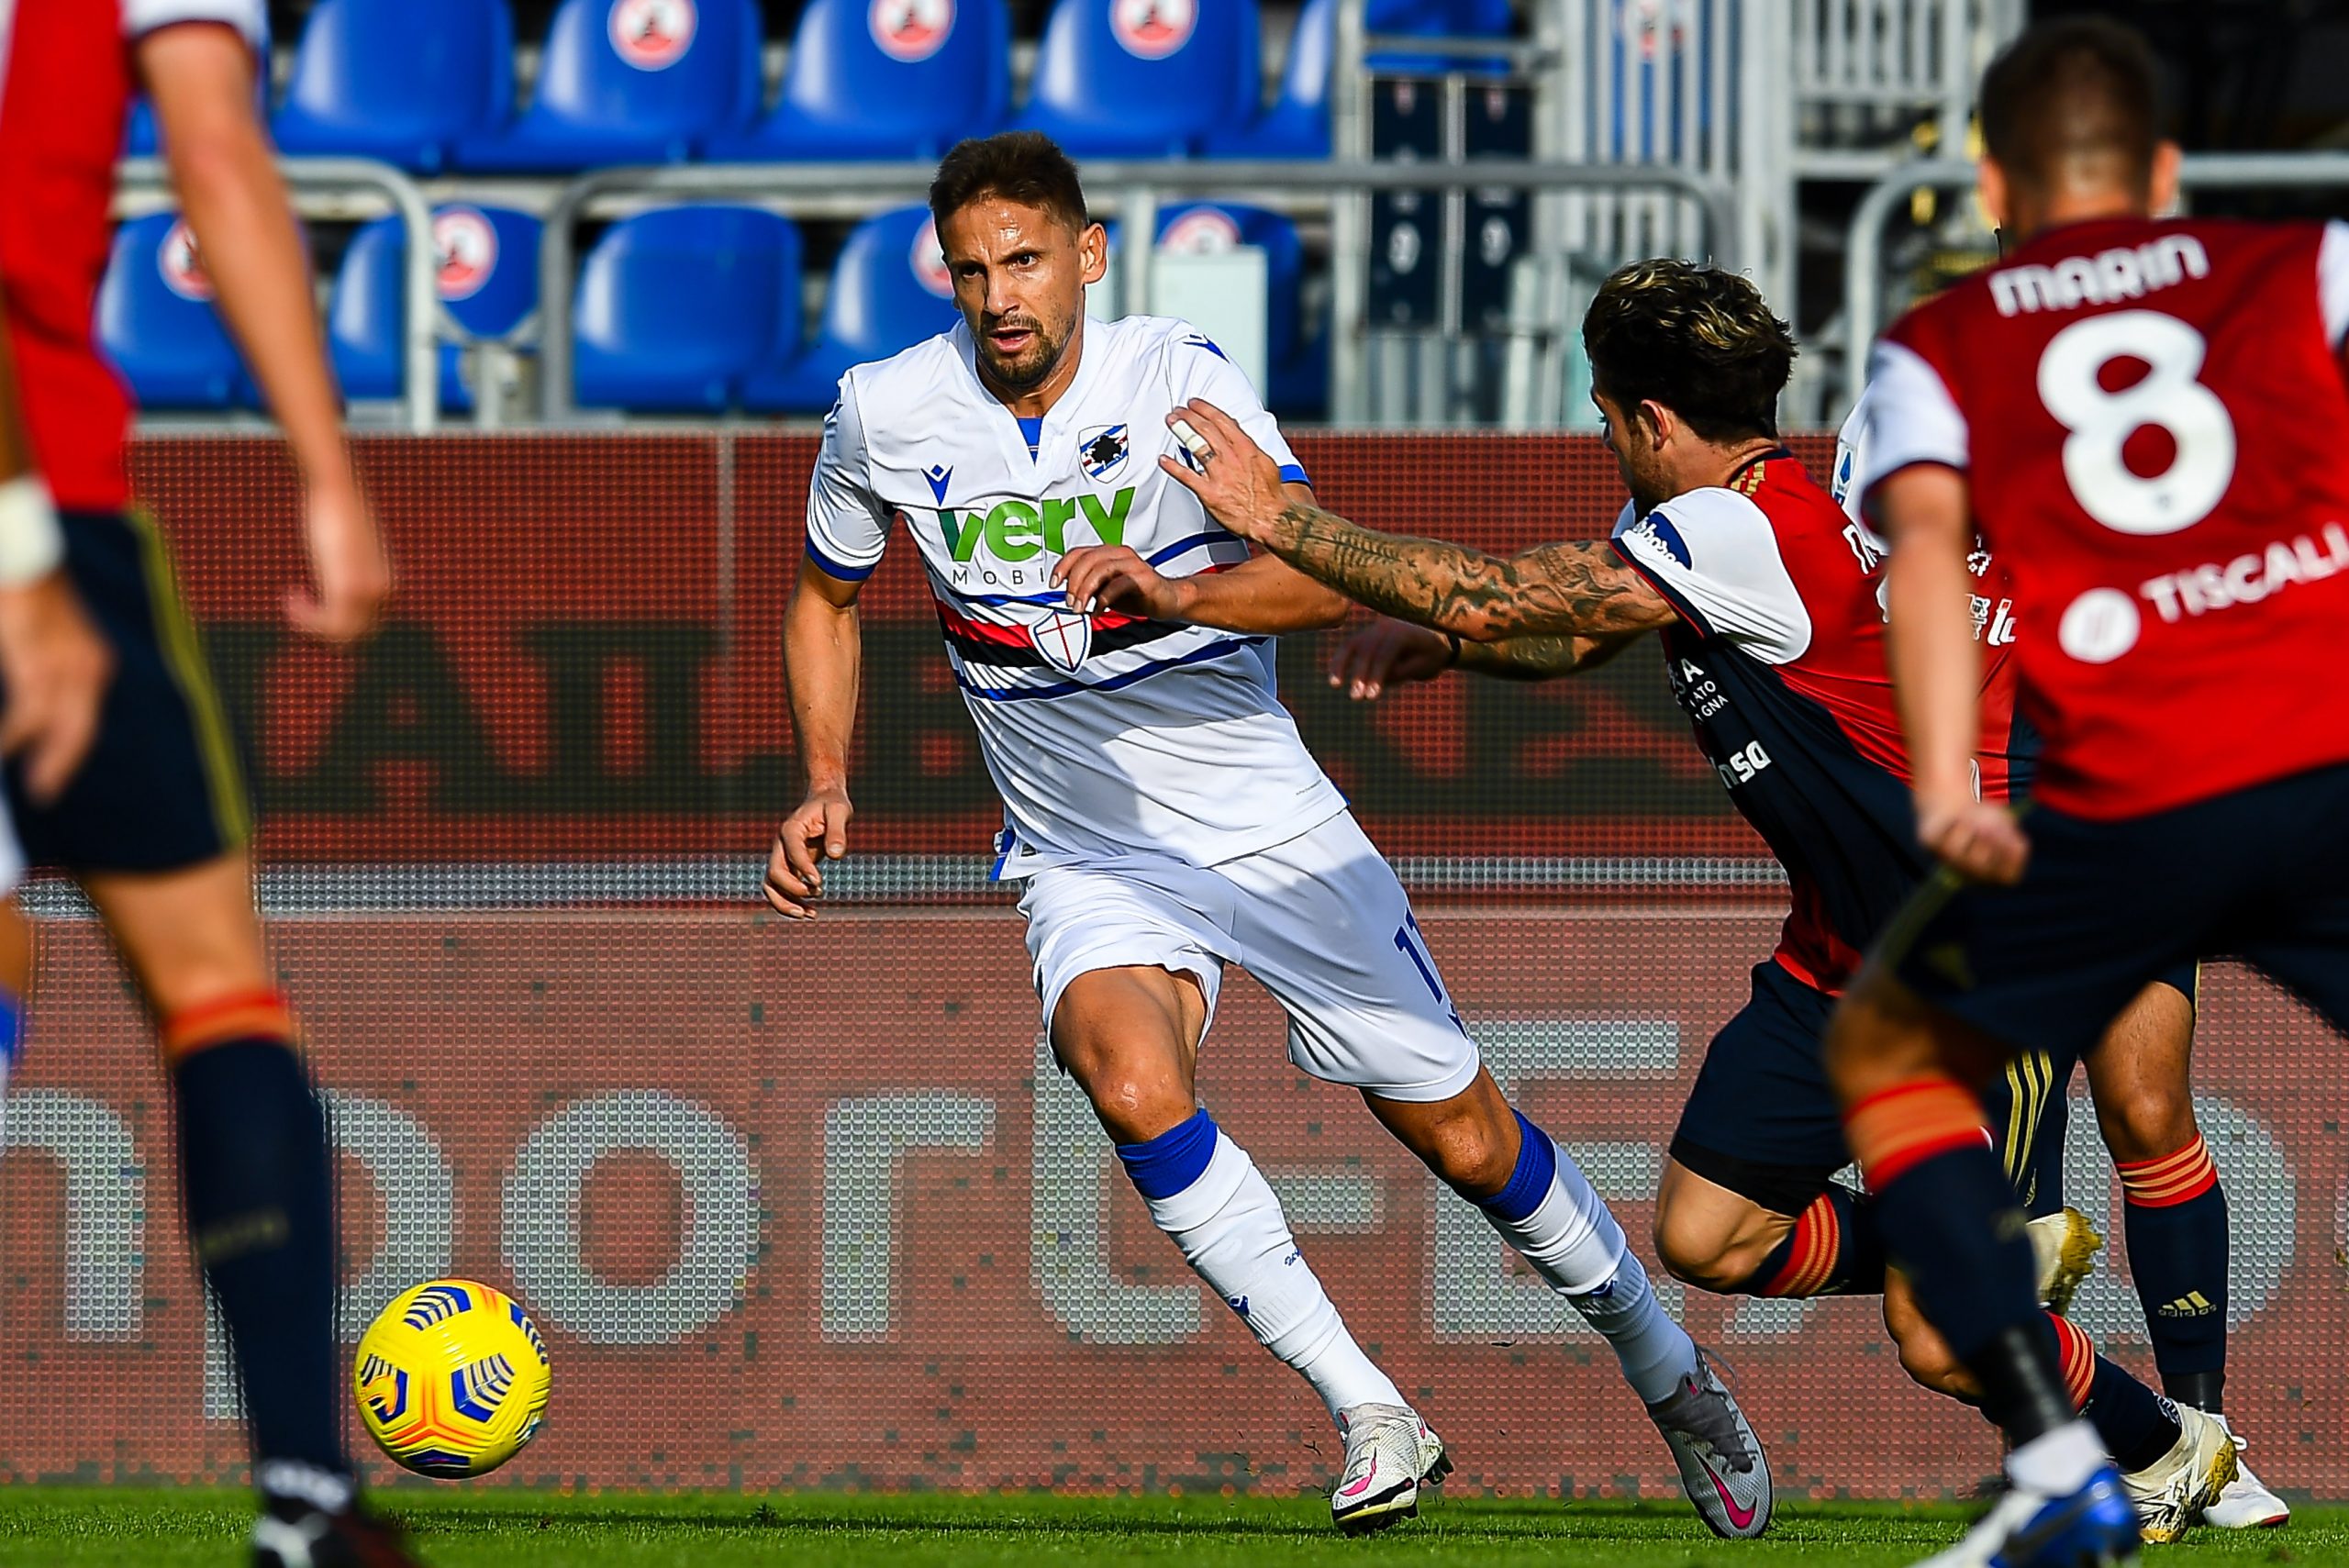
[0,988,20,1069]
[1115,1108,1220,1201]
[1479,1109,1557,1223]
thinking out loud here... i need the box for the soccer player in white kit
[764,132,1771,1537]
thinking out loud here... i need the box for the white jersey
[805,314,1347,873]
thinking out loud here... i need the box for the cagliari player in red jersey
[1831,17,2349,1567]
[0,2,406,1563]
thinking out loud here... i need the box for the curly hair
[1582,260,1796,441]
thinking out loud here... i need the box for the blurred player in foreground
[0,277,116,1126]
[1161,260,2235,1542]
[0,4,404,1563]
[1830,15,2349,1565]
[1835,392,2282,1532]
[766,131,1772,1537]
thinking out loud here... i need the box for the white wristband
[0,474,64,588]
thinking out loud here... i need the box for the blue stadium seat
[456,0,762,172]
[96,214,255,410]
[1017,0,1259,158]
[1207,0,1330,157]
[331,206,542,413]
[1207,0,1509,158]
[272,0,514,172]
[125,99,160,157]
[744,205,963,412]
[704,0,1009,161]
[1152,202,1324,416]
[573,206,802,412]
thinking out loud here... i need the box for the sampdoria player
[1159,258,2243,1541]
[763,131,1771,1538]
[0,4,405,1564]
[1826,17,2349,1566]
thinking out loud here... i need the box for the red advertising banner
[3,912,2339,1498]
[126,433,1815,868]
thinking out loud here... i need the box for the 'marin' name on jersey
[801,314,1345,874]
[1988,234,2209,317]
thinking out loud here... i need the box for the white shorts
[1016,811,1481,1103]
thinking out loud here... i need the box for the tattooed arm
[1326,618,1645,704]
[1270,512,1673,640]
[1458,628,1648,677]
[1159,398,1675,642]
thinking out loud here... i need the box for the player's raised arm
[137,17,391,644]
[1162,398,1675,645]
[1052,338,1348,634]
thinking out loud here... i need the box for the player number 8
[2037,310,2236,536]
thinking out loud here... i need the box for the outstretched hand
[1156,400,1290,544]
[1329,618,1453,700]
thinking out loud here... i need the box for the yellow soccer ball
[353,1279,551,1478]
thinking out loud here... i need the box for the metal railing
[534,160,1736,423]
[119,156,443,432]
[1842,151,2349,406]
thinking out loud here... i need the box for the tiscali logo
[870,0,953,61]
[156,219,213,302]
[909,216,952,299]
[433,208,500,302]
[1158,207,1241,256]
[609,0,696,69]
[1112,0,1195,60]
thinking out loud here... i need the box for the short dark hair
[1582,260,1795,441]
[929,131,1090,235]
[1980,17,2161,201]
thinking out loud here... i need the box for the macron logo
[923,464,952,504]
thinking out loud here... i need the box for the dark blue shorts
[1,511,250,873]
[1668,957,2195,1218]
[1883,762,2349,1062]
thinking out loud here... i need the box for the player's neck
[2008,188,2151,245]
[1663,435,1782,505]
[982,317,1088,419]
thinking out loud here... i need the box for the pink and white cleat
[1330,1403,1451,1534]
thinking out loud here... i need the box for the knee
[1052,1042,1191,1146]
[1894,1330,1976,1399]
[1652,1199,1772,1295]
[1424,1112,1520,1198]
[2096,1084,2199,1165]
[1884,1284,1982,1400]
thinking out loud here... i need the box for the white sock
[1476,1131,1699,1405]
[2006,1419,2110,1496]
[1569,1250,1699,1406]
[1141,1130,1404,1421]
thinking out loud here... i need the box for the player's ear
[1976,158,2012,239]
[1077,221,1109,287]
[1637,400,1675,450]
[2148,141,2183,217]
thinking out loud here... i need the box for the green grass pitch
[0,1489,2338,1566]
